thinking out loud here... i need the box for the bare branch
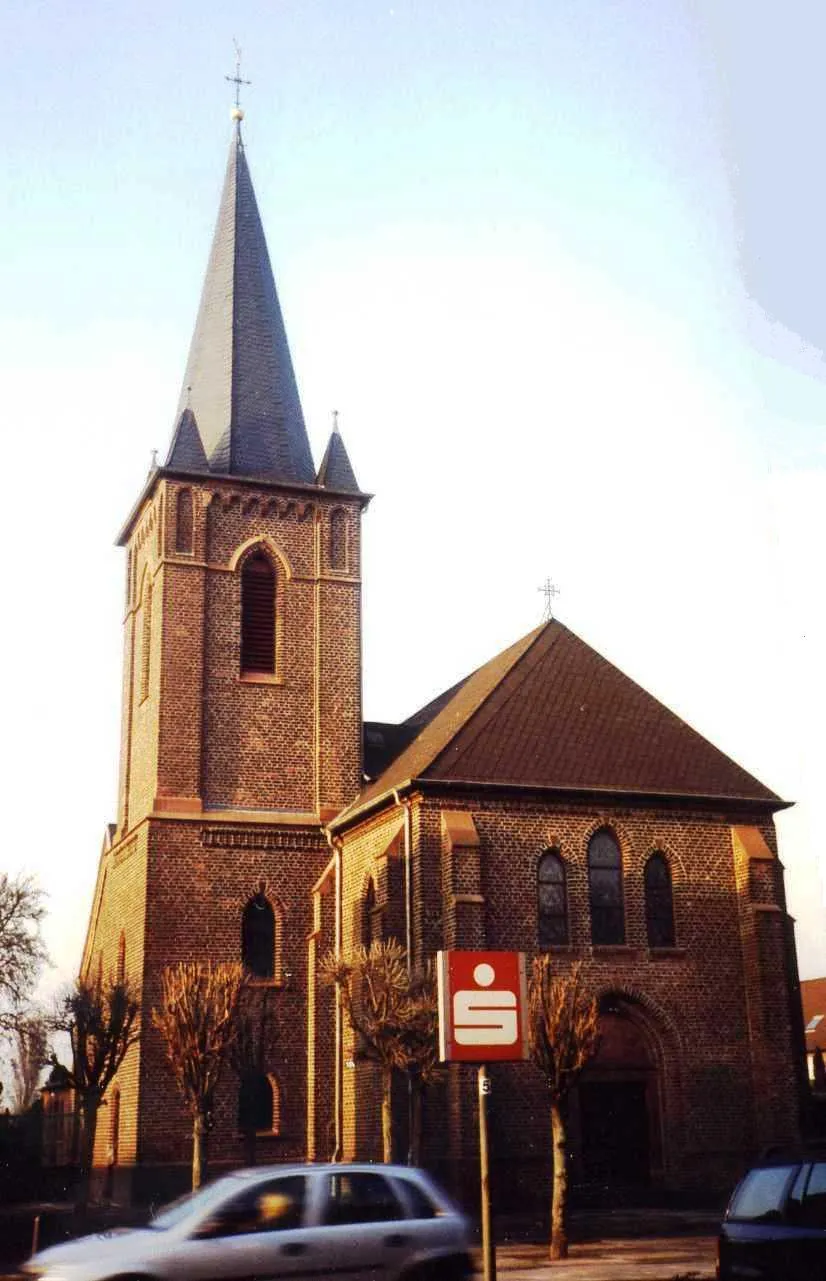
[0,873,48,1024]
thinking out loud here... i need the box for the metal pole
[478,1065,495,1281]
[31,1214,40,1258]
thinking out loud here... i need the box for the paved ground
[0,1204,720,1280]
[483,1238,717,1280]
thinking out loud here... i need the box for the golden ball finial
[231,106,245,122]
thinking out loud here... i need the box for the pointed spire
[316,410,361,492]
[169,125,316,485]
[165,406,209,472]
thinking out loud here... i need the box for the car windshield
[728,1165,799,1222]
[149,1180,230,1230]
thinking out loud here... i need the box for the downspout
[393,788,415,1166]
[392,790,413,973]
[331,833,344,1161]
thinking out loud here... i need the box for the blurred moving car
[718,1148,826,1280]
[23,1163,473,1281]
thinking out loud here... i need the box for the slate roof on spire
[339,619,784,826]
[316,425,360,492]
[166,407,210,473]
[168,124,316,485]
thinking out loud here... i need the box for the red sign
[436,950,529,1062]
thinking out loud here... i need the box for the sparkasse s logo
[436,950,529,1062]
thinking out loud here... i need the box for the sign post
[478,1065,493,1281]
[436,951,529,1281]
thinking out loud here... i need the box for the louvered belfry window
[241,552,276,673]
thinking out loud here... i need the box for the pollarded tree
[56,975,140,1209]
[0,873,48,1031]
[529,958,600,1261]
[399,962,442,1165]
[228,985,278,1166]
[151,961,247,1189]
[321,939,439,1164]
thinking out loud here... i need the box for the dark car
[718,1149,826,1280]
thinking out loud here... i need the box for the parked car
[22,1163,473,1281]
[718,1149,826,1280]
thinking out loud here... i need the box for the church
[80,113,807,1208]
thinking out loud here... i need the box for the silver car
[23,1163,474,1281]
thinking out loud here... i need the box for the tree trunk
[75,1097,99,1214]
[408,1078,423,1166]
[381,1065,393,1163]
[549,1100,568,1260]
[192,1112,209,1190]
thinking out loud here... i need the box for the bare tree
[321,940,439,1163]
[55,975,140,1210]
[0,873,47,1030]
[399,963,442,1165]
[529,958,600,1260]
[151,962,246,1189]
[228,985,277,1165]
[11,1013,49,1112]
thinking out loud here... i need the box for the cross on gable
[538,577,561,621]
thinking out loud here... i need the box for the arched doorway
[574,994,664,1188]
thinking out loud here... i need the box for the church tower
[82,116,367,1196]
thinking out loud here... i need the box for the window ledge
[239,672,283,686]
[247,978,286,990]
[649,946,686,959]
[592,945,641,957]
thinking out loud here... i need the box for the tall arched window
[139,581,152,702]
[362,878,380,947]
[537,849,568,946]
[241,552,276,673]
[238,1072,281,1135]
[329,509,348,572]
[242,892,275,979]
[645,852,676,948]
[175,488,194,553]
[588,828,625,945]
[109,1086,121,1165]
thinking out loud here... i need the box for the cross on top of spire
[538,577,561,622]
[226,39,251,118]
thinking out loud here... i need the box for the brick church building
[81,117,807,1207]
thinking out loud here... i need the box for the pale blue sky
[1,0,823,984]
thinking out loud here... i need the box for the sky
[1,0,824,991]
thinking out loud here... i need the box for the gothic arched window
[242,892,275,979]
[238,1072,281,1135]
[329,509,348,572]
[109,1086,121,1165]
[537,849,568,946]
[362,878,381,948]
[139,580,152,702]
[175,488,194,553]
[645,852,676,948]
[588,828,625,946]
[240,552,276,674]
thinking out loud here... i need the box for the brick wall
[336,791,802,1201]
